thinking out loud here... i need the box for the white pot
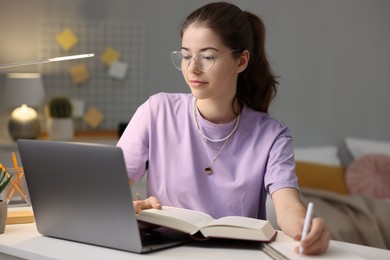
[47,118,74,140]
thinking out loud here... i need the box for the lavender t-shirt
[117,93,298,219]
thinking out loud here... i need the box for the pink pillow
[346,154,390,199]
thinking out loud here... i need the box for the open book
[136,206,277,242]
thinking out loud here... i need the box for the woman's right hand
[133,196,162,230]
[133,196,162,214]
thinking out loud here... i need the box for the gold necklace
[193,98,240,142]
[198,136,231,175]
[193,98,239,175]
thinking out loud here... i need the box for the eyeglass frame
[171,49,241,73]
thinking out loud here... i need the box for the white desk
[0,223,389,260]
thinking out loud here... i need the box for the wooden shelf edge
[38,130,118,139]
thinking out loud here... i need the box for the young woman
[117,2,330,255]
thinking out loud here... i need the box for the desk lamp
[0,53,94,140]
[4,73,45,140]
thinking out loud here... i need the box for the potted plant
[0,168,12,234]
[46,96,74,140]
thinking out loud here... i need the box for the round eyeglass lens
[171,52,187,71]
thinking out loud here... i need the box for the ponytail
[237,11,278,113]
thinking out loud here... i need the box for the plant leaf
[0,169,12,194]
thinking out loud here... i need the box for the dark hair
[180,2,278,113]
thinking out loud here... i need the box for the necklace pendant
[205,167,212,175]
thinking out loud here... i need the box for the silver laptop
[17,139,190,253]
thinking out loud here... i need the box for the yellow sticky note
[56,28,78,51]
[69,63,90,84]
[101,47,121,65]
[83,107,104,129]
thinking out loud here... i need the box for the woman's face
[181,24,245,102]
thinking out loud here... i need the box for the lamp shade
[3,73,45,140]
[4,73,45,108]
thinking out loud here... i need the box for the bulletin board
[38,19,146,131]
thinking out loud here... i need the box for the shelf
[38,130,118,139]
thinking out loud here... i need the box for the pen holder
[3,168,30,205]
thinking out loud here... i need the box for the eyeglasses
[171,49,240,72]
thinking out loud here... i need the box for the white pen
[299,202,314,254]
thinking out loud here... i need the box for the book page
[137,206,215,234]
[203,216,268,230]
[199,216,276,241]
[269,241,365,260]
[149,206,214,226]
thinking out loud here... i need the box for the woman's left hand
[294,217,330,255]
[272,188,331,255]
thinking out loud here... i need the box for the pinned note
[83,106,104,129]
[69,63,90,84]
[109,60,128,79]
[56,28,78,51]
[101,47,121,65]
[71,99,85,118]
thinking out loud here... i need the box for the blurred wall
[0,0,389,146]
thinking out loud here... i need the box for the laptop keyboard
[140,229,170,246]
[140,228,192,247]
